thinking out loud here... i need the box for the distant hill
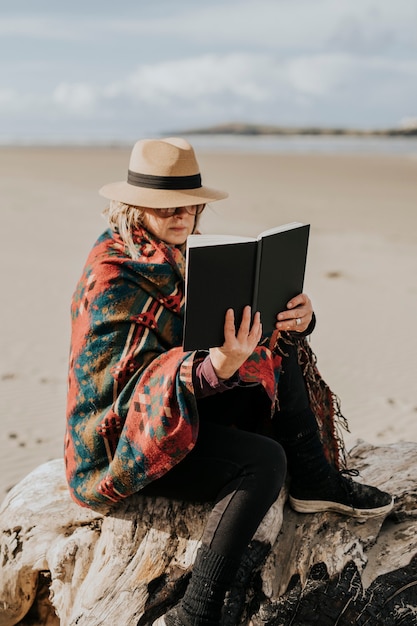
[175,122,417,137]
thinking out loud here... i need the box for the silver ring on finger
[295,317,302,326]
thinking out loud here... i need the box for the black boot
[275,407,393,519]
[289,467,394,518]
[274,406,332,485]
[155,544,239,626]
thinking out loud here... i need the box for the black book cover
[255,223,310,334]
[183,223,310,351]
[183,240,257,350]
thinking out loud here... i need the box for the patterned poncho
[65,226,346,512]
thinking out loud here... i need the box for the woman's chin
[165,230,189,245]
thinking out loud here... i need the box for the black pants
[142,342,309,562]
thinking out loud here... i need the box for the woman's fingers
[286,293,308,310]
[210,307,262,380]
[223,306,262,351]
[236,307,262,346]
[223,308,236,341]
[236,305,252,340]
[221,307,261,350]
[276,313,309,332]
[248,311,262,343]
[275,293,313,332]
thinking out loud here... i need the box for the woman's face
[141,206,199,246]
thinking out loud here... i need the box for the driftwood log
[1,440,417,626]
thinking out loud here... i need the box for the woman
[65,137,393,626]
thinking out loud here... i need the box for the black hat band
[127,170,202,190]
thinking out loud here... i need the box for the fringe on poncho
[65,226,348,513]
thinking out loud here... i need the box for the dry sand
[1,145,416,502]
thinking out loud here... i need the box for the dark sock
[222,540,271,626]
[176,544,239,626]
[274,407,332,489]
[164,608,185,626]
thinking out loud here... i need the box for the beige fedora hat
[99,137,228,208]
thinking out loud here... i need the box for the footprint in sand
[1,373,16,380]
[8,432,27,447]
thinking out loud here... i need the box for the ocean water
[185,134,417,156]
[2,133,417,156]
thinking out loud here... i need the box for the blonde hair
[103,200,145,259]
[103,200,203,259]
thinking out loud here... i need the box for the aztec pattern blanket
[65,226,346,512]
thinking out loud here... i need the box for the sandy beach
[1,145,416,503]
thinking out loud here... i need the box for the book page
[187,234,255,248]
[257,222,304,240]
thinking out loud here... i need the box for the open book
[182,222,310,351]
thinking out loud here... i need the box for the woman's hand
[209,306,262,380]
[275,293,313,333]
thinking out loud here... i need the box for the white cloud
[1,51,416,131]
[53,83,97,114]
[1,0,416,53]
[109,55,273,105]
[104,52,417,113]
[0,17,82,41]
[1,0,416,137]
[285,55,351,97]
[107,0,417,54]
[0,88,18,107]
[0,88,46,115]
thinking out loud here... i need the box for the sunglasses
[149,204,205,218]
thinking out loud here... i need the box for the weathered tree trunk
[0,441,416,626]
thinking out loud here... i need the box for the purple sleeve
[193,354,240,399]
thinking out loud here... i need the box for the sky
[1,0,417,143]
